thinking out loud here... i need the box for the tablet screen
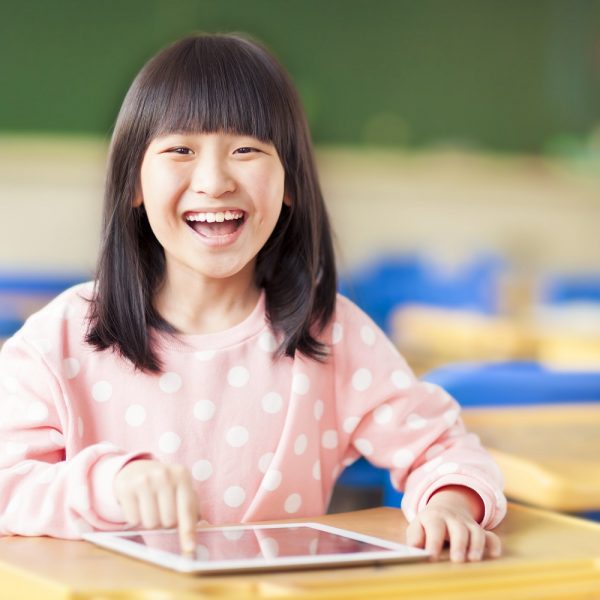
[119,525,393,561]
[84,522,430,573]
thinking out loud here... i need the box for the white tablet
[83,522,430,574]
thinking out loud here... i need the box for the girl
[0,34,505,562]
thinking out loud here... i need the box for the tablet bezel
[83,522,430,574]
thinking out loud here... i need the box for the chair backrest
[339,254,505,333]
[423,360,600,407]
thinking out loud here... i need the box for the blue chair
[423,360,600,407]
[424,360,600,520]
[541,273,600,304]
[0,270,88,338]
[338,253,505,334]
[336,459,403,508]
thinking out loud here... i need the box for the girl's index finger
[176,480,199,555]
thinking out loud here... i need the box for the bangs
[137,36,292,150]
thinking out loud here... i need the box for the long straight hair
[86,33,337,373]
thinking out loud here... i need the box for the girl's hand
[405,485,502,562]
[114,459,199,554]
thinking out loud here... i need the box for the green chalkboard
[0,0,599,152]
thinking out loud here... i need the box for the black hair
[86,33,337,372]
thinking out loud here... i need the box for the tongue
[191,220,239,237]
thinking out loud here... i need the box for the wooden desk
[463,403,600,511]
[0,505,599,599]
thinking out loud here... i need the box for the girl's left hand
[405,485,502,562]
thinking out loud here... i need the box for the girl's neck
[154,264,261,335]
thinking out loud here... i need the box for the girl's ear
[132,194,143,208]
[283,193,292,207]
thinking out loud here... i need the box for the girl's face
[137,132,286,285]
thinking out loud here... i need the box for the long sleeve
[333,296,506,529]
[0,333,150,538]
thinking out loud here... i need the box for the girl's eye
[234,147,259,155]
[170,147,193,155]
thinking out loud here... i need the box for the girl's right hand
[114,459,199,554]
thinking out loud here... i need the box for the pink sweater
[0,282,506,539]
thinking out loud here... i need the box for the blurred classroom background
[1,1,600,512]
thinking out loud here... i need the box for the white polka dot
[12,462,34,475]
[49,429,63,447]
[393,448,415,468]
[5,494,21,514]
[193,400,216,422]
[228,366,250,388]
[404,507,416,521]
[158,432,181,454]
[37,467,56,484]
[72,485,90,510]
[284,493,302,514]
[494,489,506,509]
[6,441,28,455]
[125,404,146,427]
[391,370,412,390]
[195,544,210,561]
[26,401,48,422]
[292,374,310,395]
[63,358,80,379]
[351,368,372,391]
[77,417,84,438]
[294,434,308,455]
[443,408,460,426]
[373,404,393,424]
[313,400,324,421]
[194,350,216,361]
[354,438,374,456]
[192,460,213,482]
[224,486,246,508]
[262,392,283,414]
[360,326,376,346]
[262,469,282,491]
[223,529,244,541]
[342,456,357,467]
[258,452,274,473]
[2,375,20,393]
[40,499,55,518]
[92,381,112,403]
[407,414,428,430]
[425,444,444,461]
[259,537,279,558]
[437,462,459,475]
[258,331,277,352]
[331,322,343,344]
[312,461,321,480]
[423,382,438,394]
[343,416,360,433]
[159,372,182,394]
[31,339,51,354]
[424,456,444,472]
[226,426,249,448]
[322,430,339,449]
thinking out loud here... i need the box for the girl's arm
[333,296,506,560]
[0,334,150,539]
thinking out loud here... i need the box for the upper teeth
[185,210,244,223]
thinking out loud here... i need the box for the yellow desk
[0,505,599,599]
[463,403,600,511]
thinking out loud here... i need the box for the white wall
[1,136,599,276]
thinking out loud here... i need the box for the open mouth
[184,210,246,238]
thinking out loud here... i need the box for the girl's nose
[190,156,235,197]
